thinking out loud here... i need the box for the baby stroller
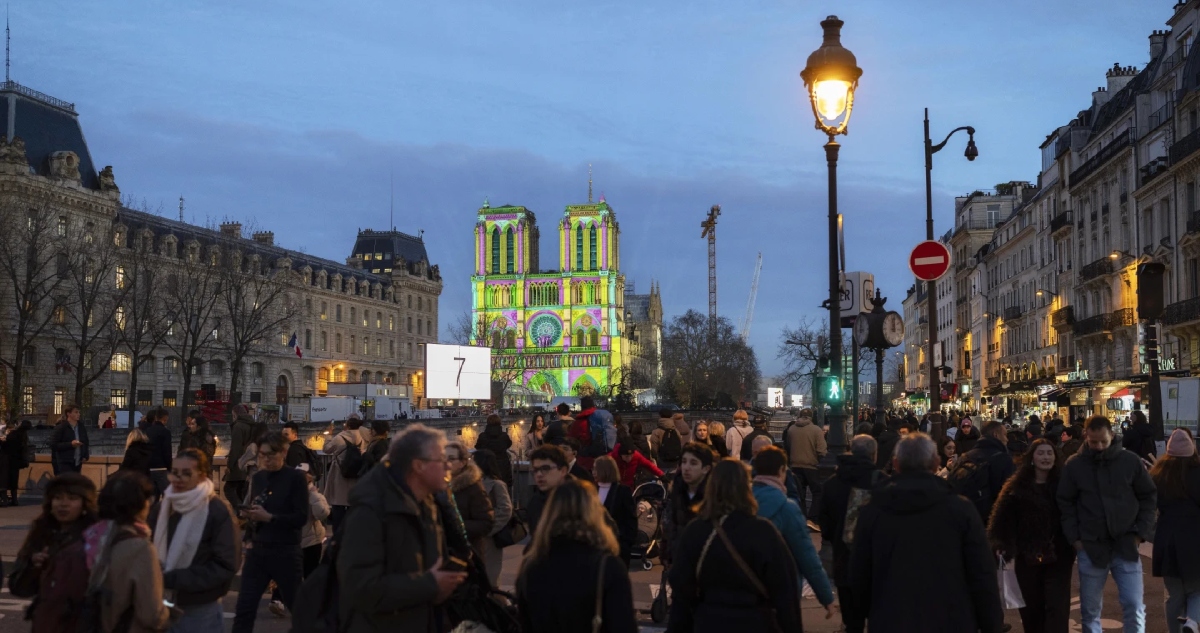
[631,478,668,571]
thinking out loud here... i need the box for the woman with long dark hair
[1149,428,1200,632]
[522,414,546,459]
[516,478,637,633]
[177,412,217,466]
[987,439,1074,633]
[667,459,802,633]
[7,473,98,633]
[661,443,714,565]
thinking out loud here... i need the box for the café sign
[1067,369,1089,382]
[1140,357,1177,374]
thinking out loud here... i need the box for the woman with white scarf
[150,448,240,633]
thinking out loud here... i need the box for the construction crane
[700,204,721,324]
[739,253,763,342]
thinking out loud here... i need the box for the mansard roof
[0,81,101,189]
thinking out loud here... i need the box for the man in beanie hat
[224,403,256,504]
[1058,415,1156,632]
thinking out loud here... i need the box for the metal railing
[1071,130,1134,186]
[1148,101,1175,131]
[1002,305,1024,320]
[1073,308,1134,337]
[1051,306,1075,327]
[1187,212,1200,235]
[1164,296,1200,326]
[1050,210,1073,233]
[0,80,76,112]
[1171,126,1200,165]
[1079,257,1114,282]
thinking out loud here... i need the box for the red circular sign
[909,240,952,281]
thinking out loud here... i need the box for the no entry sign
[909,240,952,281]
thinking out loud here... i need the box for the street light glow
[814,79,851,121]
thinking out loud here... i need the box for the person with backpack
[724,410,753,460]
[651,409,685,471]
[544,403,573,446]
[7,473,98,633]
[90,471,174,633]
[323,418,368,531]
[818,434,883,633]
[949,421,1015,522]
[609,441,664,487]
[150,449,239,633]
[752,446,836,619]
[1,419,32,505]
[738,418,773,462]
[334,424,470,632]
[474,413,514,487]
[570,395,615,471]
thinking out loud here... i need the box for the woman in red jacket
[609,442,664,487]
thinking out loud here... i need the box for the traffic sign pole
[909,240,951,417]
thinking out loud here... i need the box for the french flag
[287,332,303,358]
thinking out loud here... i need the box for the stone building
[0,80,441,420]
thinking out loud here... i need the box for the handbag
[492,515,528,549]
[592,555,609,633]
[996,555,1026,610]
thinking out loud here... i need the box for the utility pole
[700,205,721,330]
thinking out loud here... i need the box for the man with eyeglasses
[526,444,572,535]
[338,423,471,631]
[232,431,309,633]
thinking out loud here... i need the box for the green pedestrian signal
[815,376,844,404]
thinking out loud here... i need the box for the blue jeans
[170,601,224,633]
[1077,549,1145,633]
[1164,576,1200,633]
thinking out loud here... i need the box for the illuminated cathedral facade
[470,197,628,399]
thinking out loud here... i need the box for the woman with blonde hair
[706,421,730,458]
[693,421,729,459]
[516,479,637,633]
[666,459,802,633]
[119,428,153,477]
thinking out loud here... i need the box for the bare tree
[56,217,127,406]
[776,316,873,393]
[116,233,170,416]
[162,252,223,420]
[0,194,70,417]
[216,256,298,402]
[445,310,478,346]
[659,311,760,408]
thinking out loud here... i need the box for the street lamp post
[802,15,861,456]
[924,109,977,415]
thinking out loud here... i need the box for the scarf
[752,475,787,496]
[153,479,214,572]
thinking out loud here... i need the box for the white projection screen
[425,344,493,400]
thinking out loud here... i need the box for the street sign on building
[909,241,952,281]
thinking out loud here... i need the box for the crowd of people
[3,400,1200,633]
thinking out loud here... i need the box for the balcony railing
[1164,296,1200,326]
[1141,157,1170,187]
[1071,130,1134,187]
[1171,126,1200,166]
[1002,305,1024,321]
[1148,101,1174,131]
[1050,210,1073,233]
[1079,257,1114,282]
[1188,212,1200,235]
[1051,306,1075,327]
[1073,308,1135,337]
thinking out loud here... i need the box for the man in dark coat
[874,419,900,471]
[143,408,174,494]
[850,433,1004,633]
[1057,416,1156,632]
[818,434,882,633]
[337,423,469,633]
[543,403,572,446]
[953,421,1015,521]
[224,404,256,504]
[738,418,773,462]
[473,413,514,487]
[1120,409,1156,461]
[49,404,89,474]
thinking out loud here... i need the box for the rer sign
[909,241,952,281]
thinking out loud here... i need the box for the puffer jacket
[449,460,494,553]
[1057,442,1157,567]
[150,496,241,607]
[302,483,331,549]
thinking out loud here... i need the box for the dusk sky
[14,0,1164,380]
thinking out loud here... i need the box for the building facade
[470,198,635,399]
[0,80,441,420]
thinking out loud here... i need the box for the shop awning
[1038,388,1067,402]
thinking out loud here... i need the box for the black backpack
[291,526,345,633]
[338,442,366,479]
[304,445,326,481]
[947,454,992,515]
[657,427,683,464]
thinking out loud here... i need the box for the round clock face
[853,316,871,346]
[883,312,905,347]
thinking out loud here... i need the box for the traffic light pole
[824,139,846,459]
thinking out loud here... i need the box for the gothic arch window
[589,224,597,270]
[506,330,517,348]
[492,331,503,348]
[576,222,585,270]
[576,329,585,346]
[506,227,515,274]
[588,330,600,347]
[491,226,501,274]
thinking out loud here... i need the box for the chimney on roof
[1106,63,1137,94]
[1093,86,1110,108]
[1150,30,1168,59]
[252,231,274,246]
[219,222,242,238]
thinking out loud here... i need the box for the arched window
[492,332,502,348]
[506,330,517,348]
[505,227,515,274]
[490,226,501,274]
[348,370,358,382]
[589,224,597,270]
[575,222,584,270]
[576,329,585,346]
[589,330,600,347]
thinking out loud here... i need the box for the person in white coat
[473,449,513,587]
[725,410,754,462]
[321,418,367,532]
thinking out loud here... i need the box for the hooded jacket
[784,416,827,469]
[449,460,494,553]
[955,423,981,454]
[818,453,882,586]
[649,417,683,464]
[1057,442,1157,567]
[752,479,835,606]
[850,472,1004,633]
[725,419,753,462]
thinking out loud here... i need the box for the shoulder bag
[695,516,779,630]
